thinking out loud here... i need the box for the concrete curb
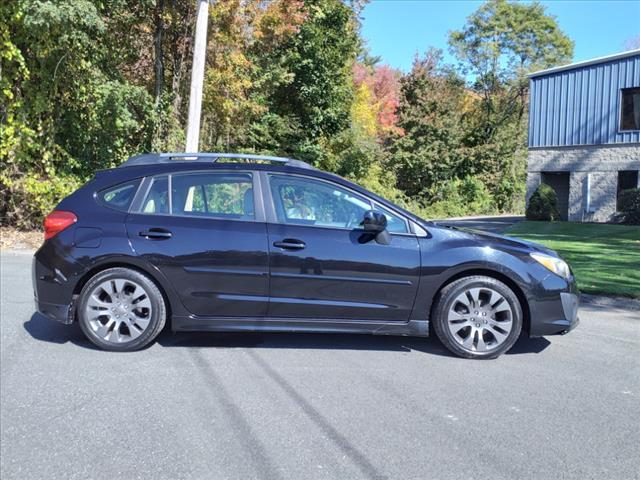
[1,249,35,256]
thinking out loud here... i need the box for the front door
[126,171,269,317]
[264,173,420,321]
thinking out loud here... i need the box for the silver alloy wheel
[447,287,513,353]
[84,278,153,344]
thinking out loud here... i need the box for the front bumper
[529,274,580,337]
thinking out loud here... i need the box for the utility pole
[185,0,210,152]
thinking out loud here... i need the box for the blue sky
[360,0,640,72]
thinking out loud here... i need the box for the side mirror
[361,210,391,245]
[362,210,387,232]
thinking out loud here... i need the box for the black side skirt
[172,316,429,337]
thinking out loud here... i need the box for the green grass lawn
[505,221,640,298]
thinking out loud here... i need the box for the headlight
[530,252,571,279]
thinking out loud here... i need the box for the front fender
[410,231,539,322]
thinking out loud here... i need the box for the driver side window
[269,175,371,229]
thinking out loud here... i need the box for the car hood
[432,223,557,256]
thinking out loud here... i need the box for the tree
[388,50,467,199]
[1,0,365,228]
[1,0,164,227]
[449,0,573,137]
[448,0,574,211]
[350,80,378,137]
[352,63,402,137]
[267,0,359,167]
[199,0,306,151]
[372,65,402,136]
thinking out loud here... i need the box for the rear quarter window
[97,179,141,212]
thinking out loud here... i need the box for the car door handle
[273,239,306,250]
[139,228,172,239]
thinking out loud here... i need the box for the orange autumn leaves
[351,63,403,139]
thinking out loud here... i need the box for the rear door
[263,172,421,321]
[126,170,269,317]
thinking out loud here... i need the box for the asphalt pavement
[1,251,639,480]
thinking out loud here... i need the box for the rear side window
[97,180,141,212]
[172,173,254,220]
[137,173,254,220]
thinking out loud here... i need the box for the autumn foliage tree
[352,63,402,138]
[200,0,307,150]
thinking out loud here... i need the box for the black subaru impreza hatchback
[33,153,579,358]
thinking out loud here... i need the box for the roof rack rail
[118,152,313,169]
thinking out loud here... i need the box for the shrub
[422,177,497,219]
[526,183,561,221]
[458,176,496,214]
[618,188,640,225]
[492,177,525,214]
[1,174,81,230]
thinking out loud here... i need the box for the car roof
[119,152,313,169]
[99,160,325,180]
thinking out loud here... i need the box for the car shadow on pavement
[24,312,551,357]
[156,330,551,357]
[24,313,95,348]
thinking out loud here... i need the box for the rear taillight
[44,211,77,240]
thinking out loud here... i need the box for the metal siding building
[526,50,640,222]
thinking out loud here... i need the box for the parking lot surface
[1,252,639,480]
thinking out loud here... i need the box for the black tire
[77,267,167,352]
[432,276,523,359]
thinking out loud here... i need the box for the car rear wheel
[77,267,166,351]
[432,276,522,359]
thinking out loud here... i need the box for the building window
[617,170,639,210]
[620,87,640,131]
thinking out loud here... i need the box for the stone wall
[528,144,640,173]
[526,143,640,223]
[568,171,618,222]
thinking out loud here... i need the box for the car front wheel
[432,276,523,359]
[77,267,166,351]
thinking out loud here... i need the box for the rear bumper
[34,298,74,325]
[32,248,77,325]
